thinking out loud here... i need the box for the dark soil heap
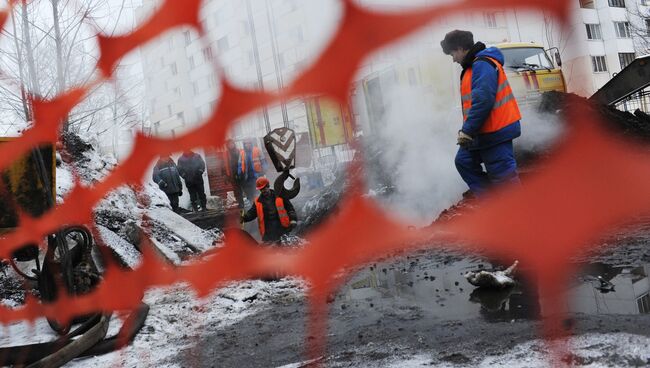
[539,91,650,143]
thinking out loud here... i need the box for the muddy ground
[158,95,650,368]
[165,222,650,367]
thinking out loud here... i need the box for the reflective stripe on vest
[460,56,522,134]
[255,197,291,237]
[240,147,263,174]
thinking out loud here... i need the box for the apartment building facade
[137,0,650,147]
[136,0,324,141]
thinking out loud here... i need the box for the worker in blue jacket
[441,30,522,195]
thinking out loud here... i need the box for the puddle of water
[341,257,650,323]
[569,263,650,316]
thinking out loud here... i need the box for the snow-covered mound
[56,132,222,266]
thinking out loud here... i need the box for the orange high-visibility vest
[461,56,521,134]
[255,197,291,237]
[240,147,263,174]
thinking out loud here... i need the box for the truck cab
[495,42,566,106]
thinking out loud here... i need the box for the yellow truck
[495,42,566,106]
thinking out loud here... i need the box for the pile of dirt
[60,131,93,163]
[297,138,392,234]
[539,91,650,143]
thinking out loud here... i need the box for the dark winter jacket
[460,42,521,150]
[152,158,183,195]
[237,146,267,181]
[223,147,241,181]
[177,152,206,185]
[242,189,297,242]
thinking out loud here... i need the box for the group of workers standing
[152,150,208,213]
[222,139,297,243]
[152,139,297,243]
[151,29,521,244]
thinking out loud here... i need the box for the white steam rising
[365,87,564,226]
[515,106,565,153]
[366,84,465,225]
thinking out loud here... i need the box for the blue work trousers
[455,140,519,195]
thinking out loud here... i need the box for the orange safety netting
[0,0,643,364]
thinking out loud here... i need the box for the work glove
[457,130,474,148]
[240,213,245,224]
[158,180,168,189]
[289,220,297,230]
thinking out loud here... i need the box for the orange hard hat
[256,177,270,190]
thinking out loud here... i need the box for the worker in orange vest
[222,139,245,209]
[241,177,297,243]
[441,30,522,195]
[237,139,267,205]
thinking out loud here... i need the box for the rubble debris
[146,207,221,253]
[539,91,650,143]
[96,225,142,269]
[465,260,518,288]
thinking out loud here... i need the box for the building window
[217,36,229,52]
[202,47,213,61]
[619,52,635,69]
[591,55,608,73]
[154,122,160,134]
[173,87,180,96]
[189,55,196,69]
[483,12,497,28]
[643,0,650,5]
[614,21,631,38]
[638,294,650,314]
[192,81,200,95]
[645,18,650,35]
[167,105,172,116]
[408,68,418,86]
[168,37,173,50]
[171,62,178,76]
[247,50,255,66]
[290,27,304,43]
[240,21,250,37]
[608,0,625,7]
[585,24,602,40]
[184,30,192,46]
[196,107,203,121]
[177,112,185,125]
[284,0,298,11]
[580,0,595,8]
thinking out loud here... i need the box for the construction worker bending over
[441,30,522,195]
[152,155,183,213]
[241,177,297,244]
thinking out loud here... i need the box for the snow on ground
[149,237,182,265]
[96,225,142,268]
[0,318,60,347]
[64,278,307,368]
[344,333,650,367]
[146,207,219,252]
[56,161,75,204]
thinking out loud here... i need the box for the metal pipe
[245,0,271,133]
[265,0,289,127]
